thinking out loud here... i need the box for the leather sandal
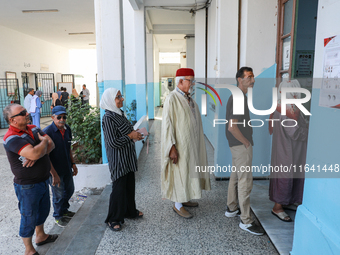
[107,222,122,231]
[271,210,292,222]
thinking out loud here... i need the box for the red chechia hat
[176,68,195,77]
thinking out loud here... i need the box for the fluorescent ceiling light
[22,9,59,13]
[69,32,94,35]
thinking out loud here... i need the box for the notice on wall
[319,35,340,108]
[295,51,314,77]
[283,45,291,70]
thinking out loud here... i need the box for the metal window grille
[0,78,20,128]
[35,73,55,117]
[62,74,75,85]
[22,73,30,97]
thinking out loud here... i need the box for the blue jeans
[49,173,74,219]
[14,180,50,238]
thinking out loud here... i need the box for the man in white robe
[161,68,211,219]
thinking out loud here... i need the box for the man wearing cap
[43,106,78,228]
[24,88,35,123]
[161,68,211,219]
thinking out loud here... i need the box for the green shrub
[67,96,102,164]
[126,99,137,125]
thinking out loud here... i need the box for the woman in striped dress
[100,88,144,231]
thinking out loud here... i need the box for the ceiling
[0,0,96,49]
[0,0,207,50]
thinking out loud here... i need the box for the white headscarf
[100,88,122,116]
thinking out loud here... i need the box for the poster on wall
[319,35,340,108]
[283,45,290,70]
[295,51,314,77]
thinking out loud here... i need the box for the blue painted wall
[197,64,276,178]
[147,82,154,119]
[136,83,147,121]
[125,84,136,108]
[154,82,161,107]
[291,88,340,254]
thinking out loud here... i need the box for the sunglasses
[116,95,124,99]
[56,115,67,120]
[184,79,196,84]
[11,109,27,118]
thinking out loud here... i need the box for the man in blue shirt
[44,106,78,227]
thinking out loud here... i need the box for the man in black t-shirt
[61,87,69,106]
[224,67,264,236]
[3,104,58,254]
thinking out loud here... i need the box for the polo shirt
[3,125,51,185]
[43,122,72,176]
[225,92,254,147]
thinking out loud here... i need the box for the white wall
[239,0,277,75]
[0,25,70,92]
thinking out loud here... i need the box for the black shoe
[63,210,76,218]
[55,217,70,228]
[239,221,264,236]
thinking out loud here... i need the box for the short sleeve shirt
[225,93,254,147]
[3,125,51,185]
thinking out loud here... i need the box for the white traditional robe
[161,89,211,203]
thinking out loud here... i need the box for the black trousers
[105,171,138,224]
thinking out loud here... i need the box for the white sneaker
[239,221,264,236]
[225,207,240,217]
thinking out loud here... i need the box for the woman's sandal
[107,221,122,231]
[271,210,292,222]
[135,210,143,219]
[128,210,143,219]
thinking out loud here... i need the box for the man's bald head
[3,104,18,124]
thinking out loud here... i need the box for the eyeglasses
[116,95,124,99]
[10,109,27,118]
[56,115,67,120]
[184,79,196,84]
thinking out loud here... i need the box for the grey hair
[175,76,185,86]
[35,90,42,96]
[3,104,19,124]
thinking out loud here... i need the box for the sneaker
[63,210,76,218]
[225,207,240,217]
[55,217,70,228]
[239,221,264,236]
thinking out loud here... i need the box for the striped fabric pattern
[102,110,138,182]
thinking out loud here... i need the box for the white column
[154,37,160,107]
[95,0,125,164]
[146,31,154,119]
[186,37,195,69]
[134,6,147,120]
[195,9,206,80]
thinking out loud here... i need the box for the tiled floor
[251,180,296,255]
[95,110,278,255]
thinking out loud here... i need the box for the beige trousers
[227,145,253,224]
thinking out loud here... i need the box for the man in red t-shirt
[3,104,57,255]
